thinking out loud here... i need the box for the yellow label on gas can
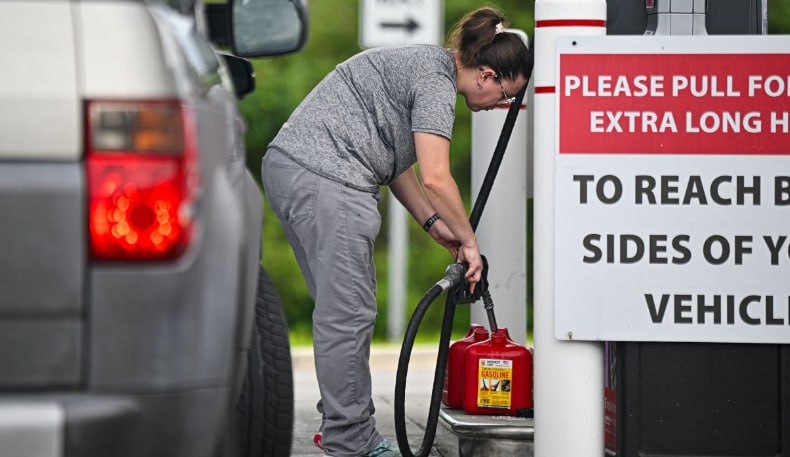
[476,358,513,408]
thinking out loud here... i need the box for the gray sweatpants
[262,149,383,456]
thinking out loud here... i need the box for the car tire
[236,266,294,457]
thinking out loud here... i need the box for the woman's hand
[428,219,481,294]
[456,239,483,294]
[427,219,460,257]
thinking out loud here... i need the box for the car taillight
[86,100,199,261]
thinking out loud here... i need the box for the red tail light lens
[87,100,199,261]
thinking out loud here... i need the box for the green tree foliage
[243,0,790,345]
[768,0,790,33]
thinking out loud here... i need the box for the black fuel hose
[394,264,464,457]
[393,61,532,455]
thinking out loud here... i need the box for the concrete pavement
[290,345,446,457]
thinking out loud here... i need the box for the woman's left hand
[427,219,461,258]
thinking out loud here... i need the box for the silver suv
[0,0,305,456]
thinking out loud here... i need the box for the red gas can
[442,324,489,409]
[462,328,533,416]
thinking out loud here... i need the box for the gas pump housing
[607,0,766,35]
[603,1,788,456]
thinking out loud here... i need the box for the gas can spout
[482,290,498,332]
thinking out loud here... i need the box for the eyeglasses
[493,73,516,105]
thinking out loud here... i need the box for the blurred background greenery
[240,0,790,347]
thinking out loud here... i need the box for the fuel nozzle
[451,255,489,304]
[450,256,497,331]
[435,262,465,291]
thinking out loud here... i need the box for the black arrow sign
[380,17,420,34]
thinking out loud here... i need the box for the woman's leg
[262,150,383,456]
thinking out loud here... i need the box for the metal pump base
[434,407,534,457]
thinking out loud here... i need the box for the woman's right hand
[428,220,481,293]
[457,239,483,294]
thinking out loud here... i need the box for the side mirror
[230,0,308,58]
[219,54,256,99]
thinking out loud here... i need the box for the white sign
[359,0,443,49]
[554,36,790,343]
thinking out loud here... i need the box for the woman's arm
[411,131,483,290]
[389,167,460,257]
[388,167,435,225]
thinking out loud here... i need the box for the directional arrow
[361,0,441,48]
[380,17,420,34]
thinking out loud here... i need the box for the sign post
[533,2,607,456]
[554,35,790,343]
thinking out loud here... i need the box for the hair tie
[495,22,505,34]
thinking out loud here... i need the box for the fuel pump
[601,1,781,457]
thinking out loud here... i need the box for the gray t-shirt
[268,45,457,192]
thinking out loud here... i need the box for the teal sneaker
[364,438,402,457]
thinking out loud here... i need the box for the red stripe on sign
[536,19,606,28]
[535,86,556,94]
[558,53,790,155]
[496,103,527,110]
